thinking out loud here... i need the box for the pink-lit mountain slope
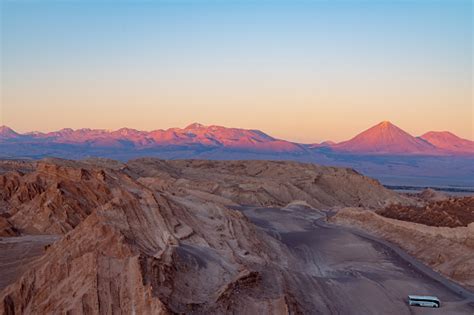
[0,126,21,139]
[420,131,474,155]
[0,123,303,153]
[1,122,472,157]
[331,121,438,155]
[148,123,303,152]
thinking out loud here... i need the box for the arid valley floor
[0,158,473,314]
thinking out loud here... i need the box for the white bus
[408,295,440,308]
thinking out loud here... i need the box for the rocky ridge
[0,158,409,314]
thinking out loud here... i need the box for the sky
[0,0,472,143]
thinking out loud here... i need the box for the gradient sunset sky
[1,0,472,143]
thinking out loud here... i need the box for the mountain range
[1,121,473,187]
[1,121,472,156]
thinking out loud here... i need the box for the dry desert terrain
[0,158,473,314]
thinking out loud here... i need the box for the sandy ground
[0,235,59,290]
[238,206,474,315]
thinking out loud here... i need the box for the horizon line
[1,120,472,144]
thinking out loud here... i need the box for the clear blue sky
[1,0,472,142]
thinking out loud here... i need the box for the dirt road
[238,206,474,315]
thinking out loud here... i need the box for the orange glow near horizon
[1,70,472,143]
[1,1,472,143]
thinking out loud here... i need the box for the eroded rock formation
[0,158,410,314]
